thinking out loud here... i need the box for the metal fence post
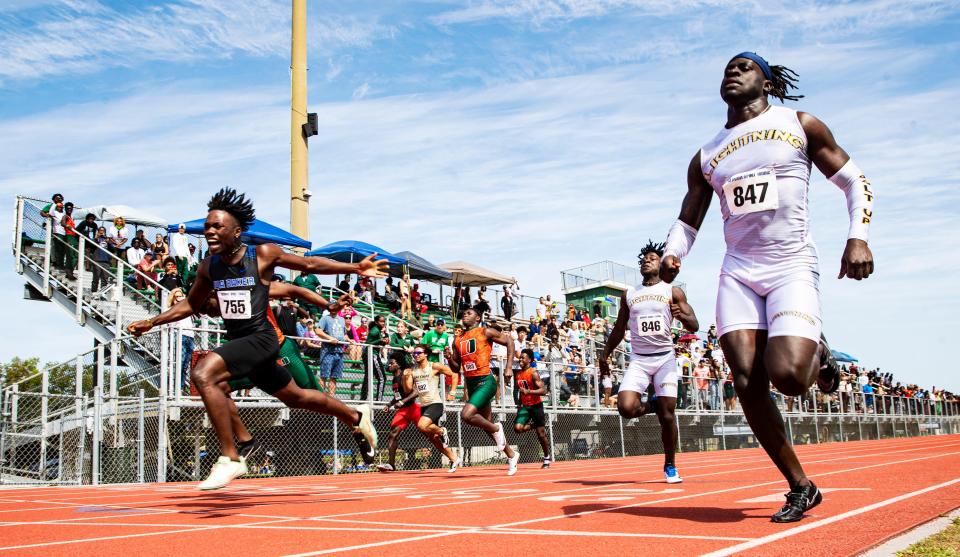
[92,385,102,485]
[618,415,625,457]
[547,412,555,461]
[40,370,49,480]
[14,196,24,273]
[332,416,339,475]
[76,235,86,323]
[138,389,145,483]
[42,215,52,294]
[157,331,168,483]
[57,414,64,483]
[78,394,88,485]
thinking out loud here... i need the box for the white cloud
[0,0,392,81]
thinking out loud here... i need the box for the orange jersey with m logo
[456,327,492,378]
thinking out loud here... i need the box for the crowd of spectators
[244,266,958,417]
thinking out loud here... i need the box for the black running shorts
[421,402,444,425]
[213,329,292,395]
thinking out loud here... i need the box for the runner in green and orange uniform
[513,348,551,468]
[448,307,520,475]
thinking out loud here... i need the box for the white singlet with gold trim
[700,105,813,256]
[626,280,674,355]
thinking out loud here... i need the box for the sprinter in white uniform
[601,241,699,484]
[659,52,875,523]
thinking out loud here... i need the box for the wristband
[828,158,873,242]
[663,219,698,260]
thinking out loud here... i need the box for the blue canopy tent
[305,240,405,266]
[831,350,858,363]
[393,250,453,281]
[169,218,311,249]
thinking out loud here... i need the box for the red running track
[0,435,958,556]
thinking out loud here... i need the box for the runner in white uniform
[659,52,875,523]
[601,241,699,484]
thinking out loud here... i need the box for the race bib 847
[722,167,779,216]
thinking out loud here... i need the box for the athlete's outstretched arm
[799,112,875,281]
[489,328,515,376]
[446,345,461,375]
[128,259,214,335]
[660,152,714,282]
[599,292,630,374]
[258,243,389,279]
[268,282,354,314]
[670,286,699,333]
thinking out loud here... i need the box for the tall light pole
[290,0,309,253]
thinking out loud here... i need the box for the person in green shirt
[422,318,458,400]
[389,320,415,368]
[292,272,322,315]
[361,314,390,400]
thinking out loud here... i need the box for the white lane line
[699,477,960,557]
[4,434,942,503]
[0,516,304,552]
[282,449,960,556]
[478,528,753,541]
[301,443,960,520]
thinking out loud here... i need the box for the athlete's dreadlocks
[207,187,256,231]
[639,240,665,260]
[769,64,803,103]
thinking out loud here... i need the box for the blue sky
[0,0,958,391]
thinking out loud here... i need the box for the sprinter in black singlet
[128,188,388,490]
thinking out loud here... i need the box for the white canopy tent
[439,260,517,287]
[85,204,168,228]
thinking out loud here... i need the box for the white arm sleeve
[663,219,698,260]
[828,158,874,242]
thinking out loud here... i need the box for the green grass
[898,517,960,557]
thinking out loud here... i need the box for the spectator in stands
[61,202,79,280]
[473,286,491,319]
[39,193,63,220]
[74,211,97,260]
[707,324,719,346]
[338,275,352,294]
[361,314,389,401]
[296,314,309,338]
[292,271,321,316]
[536,297,547,320]
[126,238,145,266]
[708,359,723,411]
[46,197,66,270]
[151,233,169,260]
[168,287,195,393]
[156,256,184,304]
[316,302,348,396]
[399,274,412,320]
[187,243,198,266]
[723,364,737,411]
[106,216,128,257]
[501,289,515,318]
[592,299,602,318]
[390,320,415,368]
[135,251,160,291]
[91,227,112,295]
[169,223,191,277]
[410,282,422,312]
[273,297,301,338]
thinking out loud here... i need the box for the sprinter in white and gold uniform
[659,52,875,523]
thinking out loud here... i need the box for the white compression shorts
[715,249,822,342]
[620,351,678,398]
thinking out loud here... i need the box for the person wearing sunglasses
[382,344,461,473]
